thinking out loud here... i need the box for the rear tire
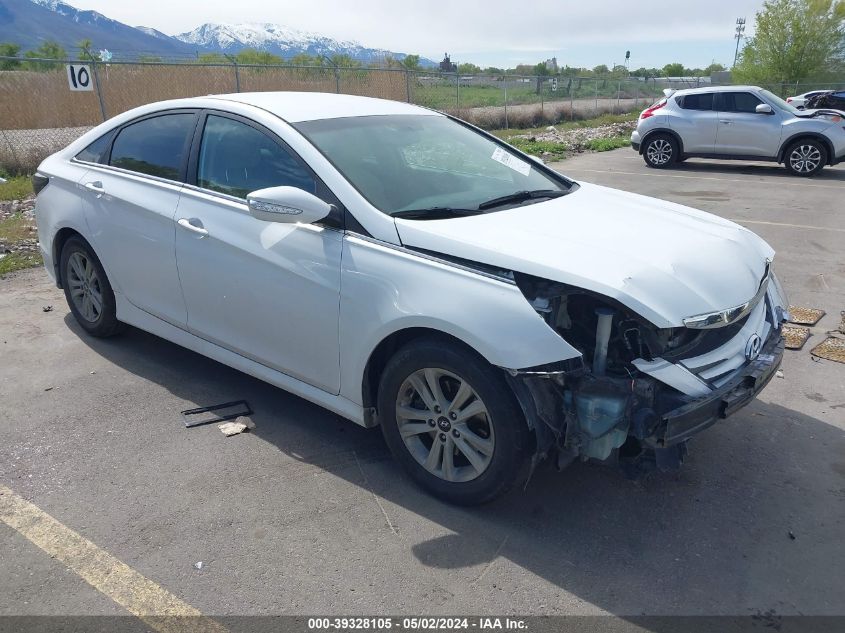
[60,236,125,338]
[784,139,826,177]
[377,339,530,505]
[643,133,678,169]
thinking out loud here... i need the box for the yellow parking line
[563,167,845,190]
[0,484,227,633]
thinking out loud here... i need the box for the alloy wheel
[67,251,103,323]
[789,144,821,174]
[646,139,672,165]
[395,368,494,483]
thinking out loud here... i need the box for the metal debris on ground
[776,369,785,379]
[810,337,845,364]
[193,561,203,570]
[217,416,256,437]
[787,305,825,326]
[839,311,845,335]
[782,323,811,350]
[41,305,52,313]
[181,400,252,428]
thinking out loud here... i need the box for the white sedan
[786,90,828,109]
[34,92,787,504]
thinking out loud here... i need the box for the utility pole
[733,18,746,67]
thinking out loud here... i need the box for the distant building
[439,53,457,73]
[544,57,558,73]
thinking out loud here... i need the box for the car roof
[203,91,439,123]
[670,85,765,96]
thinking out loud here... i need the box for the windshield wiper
[392,207,484,220]
[477,189,567,211]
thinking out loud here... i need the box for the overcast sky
[63,0,763,69]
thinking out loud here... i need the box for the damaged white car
[34,93,788,504]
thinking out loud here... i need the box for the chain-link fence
[2,56,843,173]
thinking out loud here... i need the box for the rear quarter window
[678,93,713,110]
[75,132,113,164]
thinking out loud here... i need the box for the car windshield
[760,89,801,115]
[294,114,572,217]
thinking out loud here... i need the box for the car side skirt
[114,294,371,427]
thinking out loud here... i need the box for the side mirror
[756,104,774,114]
[246,186,331,225]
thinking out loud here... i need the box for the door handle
[84,181,104,196]
[177,218,209,237]
[719,120,732,124]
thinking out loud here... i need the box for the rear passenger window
[197,115,315,199]
[110,113,196,180]
[75,132,113,164]
[719,92,764,113]
[680,93,713,111]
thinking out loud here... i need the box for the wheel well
[639,129,684,156]
[361,327,489,412]
[778,134,835,165]
[52,228,85,288]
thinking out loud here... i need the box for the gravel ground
[511,120,637,149]
[0,195,38,256]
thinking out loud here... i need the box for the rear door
[79,111,198,327]
[671,92,717,153]
[714,91,783,157]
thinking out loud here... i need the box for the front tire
[643,133,678,169]
[377,339,530,505]
[60,236,125,337]
[784,139,826,177]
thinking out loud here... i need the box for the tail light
[786,97,793,103]
[32,173,49,195]
[640,100,667,120]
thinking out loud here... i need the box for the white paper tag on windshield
[491,146,531,176]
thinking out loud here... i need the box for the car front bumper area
[657,332,784,447]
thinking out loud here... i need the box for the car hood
[394,182,774,328]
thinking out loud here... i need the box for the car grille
[678,297,773,388]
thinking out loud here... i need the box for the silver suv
[631,85,845,176]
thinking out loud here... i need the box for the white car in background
[786,90,829,109]
[631,85,845,176]
[34,93,787,504]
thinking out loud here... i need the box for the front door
[174,112,343,394]
[714,91,783,157]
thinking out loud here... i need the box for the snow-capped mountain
[4,0,435,65]
[175,22,428,64]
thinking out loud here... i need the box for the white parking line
[728,219,845,233]
[564,168,845,191]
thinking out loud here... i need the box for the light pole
[733,18,746,67]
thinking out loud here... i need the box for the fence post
[225,55,240,92]
[540,77,544,117]
[635,82,639,109]
[455,73,459,108]
[405,70,411,103]
[504,80,508,130]
[90,59,108,122]
[616,79,621,114]
[569,83,574,121]
[335,68,340,94]
[594,79,598,115]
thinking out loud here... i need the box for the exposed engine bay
[506,272,785,477]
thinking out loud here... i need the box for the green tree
[705,62,727,74]
[289,53,317,66]
[401,54,420,70]
[326,53,359,68]
[458,62,481,74]
[23,40,67,70]
[662,62,685,76]
[0,43,21,70]
[734,0,845,84]
[77,38,95,61]
[592,64,609,75]
[235,49,283,65]
[196,52,228,64]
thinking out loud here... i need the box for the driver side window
[197,115,316,200]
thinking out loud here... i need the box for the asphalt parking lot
[1,148,844,625]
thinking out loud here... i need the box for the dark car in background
[805,90,845,111]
